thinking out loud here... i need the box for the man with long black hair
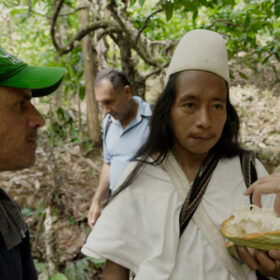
[82,30,279,279]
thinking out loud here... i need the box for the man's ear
[123,85,132,97]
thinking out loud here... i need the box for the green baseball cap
[0,47,66,97]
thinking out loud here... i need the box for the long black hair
[109,71,245,200]
[136,72,244,162]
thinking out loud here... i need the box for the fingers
[254,250,280,278]
[269,250,280,261]
[243,186,263,207]
[87,211,99,228]
[236,246,280,278]
[244,177,268,196]
[243,175,280,209]
[236,246,258,270]
[243,182,264,207]
[255,250,276,272]
[87,202,102,228]
[87,216,96,228]
[87,212,94,228]
[251,191,263,208]
[274,193,280,216]
[267,250,280,279]
[244,184,255,196]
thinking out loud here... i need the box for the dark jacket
[0,230,37,280]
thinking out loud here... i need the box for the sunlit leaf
[49,273,68,280]
[238,71,249,80]
[138,0,145,7]
[262,55,271,64]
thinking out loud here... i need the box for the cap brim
[0,65,66,97]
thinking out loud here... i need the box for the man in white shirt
[82,30,279,280]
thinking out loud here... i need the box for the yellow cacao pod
[220,205,280,251]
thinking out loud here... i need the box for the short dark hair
[94,69,131,90]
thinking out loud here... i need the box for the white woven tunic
[82,152,274,280]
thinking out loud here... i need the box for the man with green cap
[0,47,65,279]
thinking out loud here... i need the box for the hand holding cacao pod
[221,205,280,251]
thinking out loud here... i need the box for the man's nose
[27,104,45,128]
[197,108,211,128]
[103,105,111,115]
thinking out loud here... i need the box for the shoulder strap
[104,118,112,138]
[239,151,257,204]
[240,151,257,187]
[179,151,220,235]
[163,153,248,280]
[193,205,248,280]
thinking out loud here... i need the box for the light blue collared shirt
[103,96,152,191]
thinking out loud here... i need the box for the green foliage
[35,257,104,280]
[82,137,95,155]
[2,0,278,116]
[127,0,279,81]
[238,71,249,80]
[163,1,173,21]
[0,0,86,146]
[22,207,43,218]
[48,106,84,144]
[22,202,46,219]
[88,257,106,268]
[64,258,93,280]
[34,259,48,275]
[50,274,68,280]
[276,0,280,16]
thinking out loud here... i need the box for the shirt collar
[109,96,152,124]
[133,96,152,118]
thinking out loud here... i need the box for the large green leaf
[164,1,174,21]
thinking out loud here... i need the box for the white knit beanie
[165,29,230,84]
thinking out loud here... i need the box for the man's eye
[183,103,194,108]
[213,104,223,109]
[18,101,26,108]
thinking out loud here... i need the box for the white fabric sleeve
[82,162,182,279]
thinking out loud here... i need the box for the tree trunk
[117,37,146,99]
[80,2,101,145]
[92,0,109,70]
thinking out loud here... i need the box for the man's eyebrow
[179,95,198,101]
[211,96,226,102]
[179,95,226,102]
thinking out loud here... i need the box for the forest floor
[1,79,280,279]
